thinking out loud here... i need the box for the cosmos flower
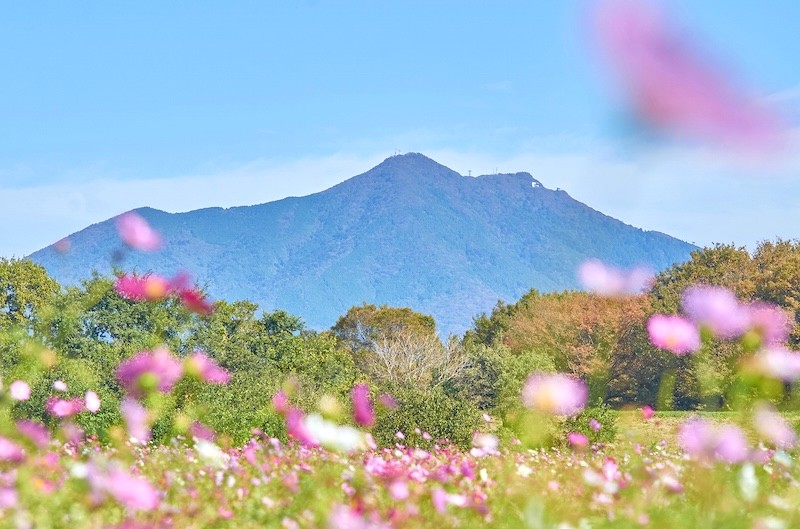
[522,373,588,416]
[185,352,230,384]
[116,211,163,252]
[114,274,171,302]
[9,380,31,401]
[568,432,589,449]
[116,347,183,397]
[351,383,375,428]
[593,0,782,150]
[681,285,750,340]
[46,397,84,418]
[750,346,800,382]
[85,391,101,413]
[678,418,749,464]
[641,405,655,420]
[102,468,160,511]
[121,398,151,444]
[753,404,796,449]
[578,259,654,296]
[0,436,24,463]
[647,314,700,355]
[746,302,793,346]
[15,420,50,448]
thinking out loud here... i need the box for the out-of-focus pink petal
[746,302,793,346]
[751,346,800,382]
[594,0,783,150]
[754,404,796,449]
[9,380,31,401]
[647,314,700,355]
[85,391,101,413]
[522,373,588,416]
[46,397,84,418]
[578,259,653,296]
[0,436,24,462]
[186,352,230,384]
[116,347,183,397]
[116,212,163,252]
[351,383,375,428]
[105,468,160,511]
[681,286,750,340]
[121,398,151,444]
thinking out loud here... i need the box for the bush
[372,385,481,449]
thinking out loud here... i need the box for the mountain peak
[370,152,462,177]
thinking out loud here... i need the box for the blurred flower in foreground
[753,403,796,449]
[351,383,375,428]
[121,398,151,444]
[593,0,783,150]
[15,420,49,448]
[185,352,230,384]
[9,380,31,401]
[116,211,163,252]
[0,436,24,463]
[681,285,750,340]
[85,391,101,413]
[578,259,653,296]
[750,346,800,382]
[641,405,654,420]
[522,373,588,416]
[46,397,84,418]
[117,347,183,397]
[647,314,700,355]
[678,418,749,464]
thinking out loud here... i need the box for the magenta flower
[116,347,183,397]
[751,346,800,382]
[351,383,375,428]
[46,397,84,418]
[589,419,602,432]
[568,432,589,448]
[0,436,24,463]
[378,393,398,410]
[647,314,700,355]
[578,259,653,296]
[522,373,588,416]
[272,391,290,415]
[15,420,49,448]
[116,211,163,252]
[285,408,319,447]
[52,380,67,392]
[105,468,160,511]
[681,286,750,340]
[594,0,782,150]
[678,418,749,463]
[753,404,797,449]
[9,380,31,401]
[186,352,230,384]
[641,405,655,420]
[114,274,170,302]
[121,398,151,444]
[176,288,214,316]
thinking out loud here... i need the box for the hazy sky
[2,1,799,257]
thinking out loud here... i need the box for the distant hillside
[29,153,695,335]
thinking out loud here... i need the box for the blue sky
[2,1,799,257]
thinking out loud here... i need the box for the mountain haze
[30,153,695,334]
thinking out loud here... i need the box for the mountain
[29,153,695,335]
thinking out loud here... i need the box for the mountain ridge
[29,153,695,335]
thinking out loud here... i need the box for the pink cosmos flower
[116,347,183,397]
[578,259,654,296]
[52,380,67,392]
[116,211,163,252]
[0,436,24,462]
[351,383,375,428]
[522,373,588,416]
[85,391,101,413]
[0,488,18,510]
[751,346,800,382]
[594,0,782,150]
[285,408,319,447]
[378,393,398,409]
[272,391,290,415]
[9,380,31,401]
[104,468,160,511]
[641,405,655,420]
[753,404,796,449]
[46,397,84,418]
[121,398,151,444]
[681,285,750,340]
[176,288,214,316]
[186,352,230,384]
[16,420,49,448]
[589,419,602,432]
[568,432,589,448]
[746,302,793,346]
[647,314,700,355]
[114,274,171,302]
[678,418,749,463]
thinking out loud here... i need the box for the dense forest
[3,240,800,447]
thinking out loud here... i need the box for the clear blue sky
[2,1,799,256]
